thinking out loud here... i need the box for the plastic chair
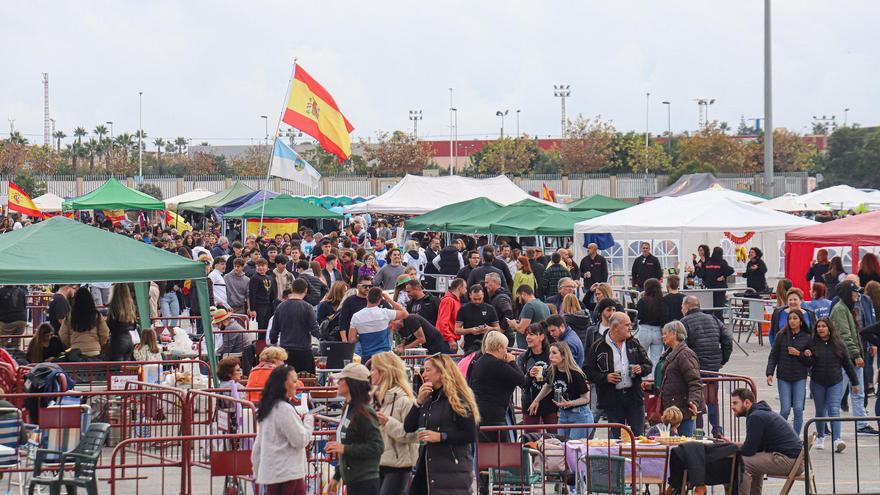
[479,442,545,494]
[579,453,632,495]
[28,422,110,495]
[0,408,25,495]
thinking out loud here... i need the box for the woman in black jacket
[516,323,557,427]
[106,284,137,361]
[766,308,811,434]
[405,354,479,495]
[636,278,670,365]
[702,247,735,320]
[805,318,859,452]
[468,331,524,442]
[741,247,768,293]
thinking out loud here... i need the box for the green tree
[468,136,541,175]
[361,131,433,176]
[675,123,750,173]
[174,137,187,154]
[8,131,28,145]
[667,160,720,183]
[154,137,166,172]
[553,116,616,173]
[137,183,163,200]
[821,126,880,188]
[73,127,87,144]
[11,172,47,197]
[52,130,66,151]
[612,132,671,173]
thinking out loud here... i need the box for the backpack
[319,311,341,342]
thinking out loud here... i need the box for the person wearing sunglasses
[337,276,376,343]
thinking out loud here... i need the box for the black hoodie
[740,401,802,458]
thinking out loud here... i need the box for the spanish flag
[7,181,42,218]
[282,64,354,162]
[541,183,556,203]
[103,209,126,225]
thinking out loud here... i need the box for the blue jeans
[638,324,663,365]
[777,378,806,434]
[558,405,593,441]
[811,379,844,441]
[160,292,180,327]
[843,367,868,429]
[678,418,695,437]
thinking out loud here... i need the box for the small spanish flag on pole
[541,183,556,203]
[281,64,354,162]
[7,181,42,218]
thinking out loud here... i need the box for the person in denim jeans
[766,309,811,434]
[159,289,180,327]
[529,341,593,440]
[635,278,669,365]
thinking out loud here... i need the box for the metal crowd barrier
[803,416,880,495]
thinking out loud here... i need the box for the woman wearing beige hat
[326,363,384,495]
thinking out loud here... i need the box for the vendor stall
[62,178,165,211]
[177,181,254,214]
[224,193,342,237]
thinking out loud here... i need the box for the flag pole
[259,58,298,236]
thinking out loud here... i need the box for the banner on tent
[246,218,299,237]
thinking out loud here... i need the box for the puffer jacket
[765,328,811,382]
[404,388,478,495]
[659,343,705,420]
[376,386,419,468]
[680,309,732,372]
[830,302,861,359]
[297,272,327,306]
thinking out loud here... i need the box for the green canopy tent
[177,181,254,214]
[0,217,219,385]
[405,197,503,232]
[445,200,561,234]
[224,194,343,220]
[566,194,633,212]
[489,208,606,236]
[62,178,165,211]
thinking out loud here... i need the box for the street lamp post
[261,115,269,144]
[516,109,521,137]
[449,88,454,176]
[496,110,508,139]
[408,110,423,139]
[644,92,651,150]
[553,85,571,137]
[844,108,850,126]
[106,121,114,153]
[138,91,143,179]
[763,0,774,197]
[661,101,671,153]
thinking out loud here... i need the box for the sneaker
[815,437,825,450]
[857,425,880,435]
[834,439,847,453]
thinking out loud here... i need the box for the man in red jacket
[436,278,467,352]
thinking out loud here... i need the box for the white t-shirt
[350,306,397,335]
[209,269,228,307]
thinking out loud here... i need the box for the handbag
[645,391,663,424]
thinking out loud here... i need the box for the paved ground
[97,338,880,494]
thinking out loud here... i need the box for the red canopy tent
[785,211,880,295]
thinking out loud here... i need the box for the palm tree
[154,137,166,172]
[65,144,78,175]
[8,131,28,145]
[85,139,97,174]
[115,133,134,166]
[93,124,108,141]
[52,130,66,151]
[73,127,87,144]
[174,137,187,154]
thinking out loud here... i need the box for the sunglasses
[359,284,373,288]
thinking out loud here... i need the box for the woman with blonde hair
[317,281,348,326]
[562,293,592,351]
[468,331,524,443]
[404,354,479,495]
[370,352,419,495]
[246,346,289,404]
[528,341,592,440]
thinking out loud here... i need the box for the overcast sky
[2,1,877,147]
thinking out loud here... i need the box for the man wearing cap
[211,308,247,356]
[269,278,319,373]
[349,288,408,361]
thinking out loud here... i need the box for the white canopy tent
[573,193,816,285]
[164,189,216,210]
[675,185,765,204]
[796,184,879,210]
[344,174,563,215]
[758,193,831,212]
[32,192,65,213]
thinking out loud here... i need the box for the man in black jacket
[527,248,546,299]
[583,312,653,438]
[268,279,319,373]
[579,243,608,289]
[484,273,515,346]
[433,242,465,276]
[423,236,442,291]
[294,259,328,306]
[247,258,276,338]
[405,280,440,325]
[467,250,508,291]
[630,242,663,289]
[456,250,481,284]
[337,275,372,342]
[731,388,803,495]
[482,245,514,288]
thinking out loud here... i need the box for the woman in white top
[402,240,428,279]
[251,365,314,495]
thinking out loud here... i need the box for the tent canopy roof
[575,194,815,235]
[164,189,215,210]
[567,194,633,212]
[0,216,206,284]
[759,193,831,212]
[62,178,165,211]
[797,184,880,209]
[405,197,503,231]
[33,192,65,213]
[786,210,880,244]
[489,208,605,236]
[675,186,766,204]
[177,181,254,214]
[344,174,561,215]
[447,202,578,234]
[214,190,279,221]
[224,194,342,220]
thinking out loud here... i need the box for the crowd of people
[5,208,880,495]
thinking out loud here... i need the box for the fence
[803,416,880,495]
[0,172,811,202]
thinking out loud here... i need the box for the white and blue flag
[270,140,322,189]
